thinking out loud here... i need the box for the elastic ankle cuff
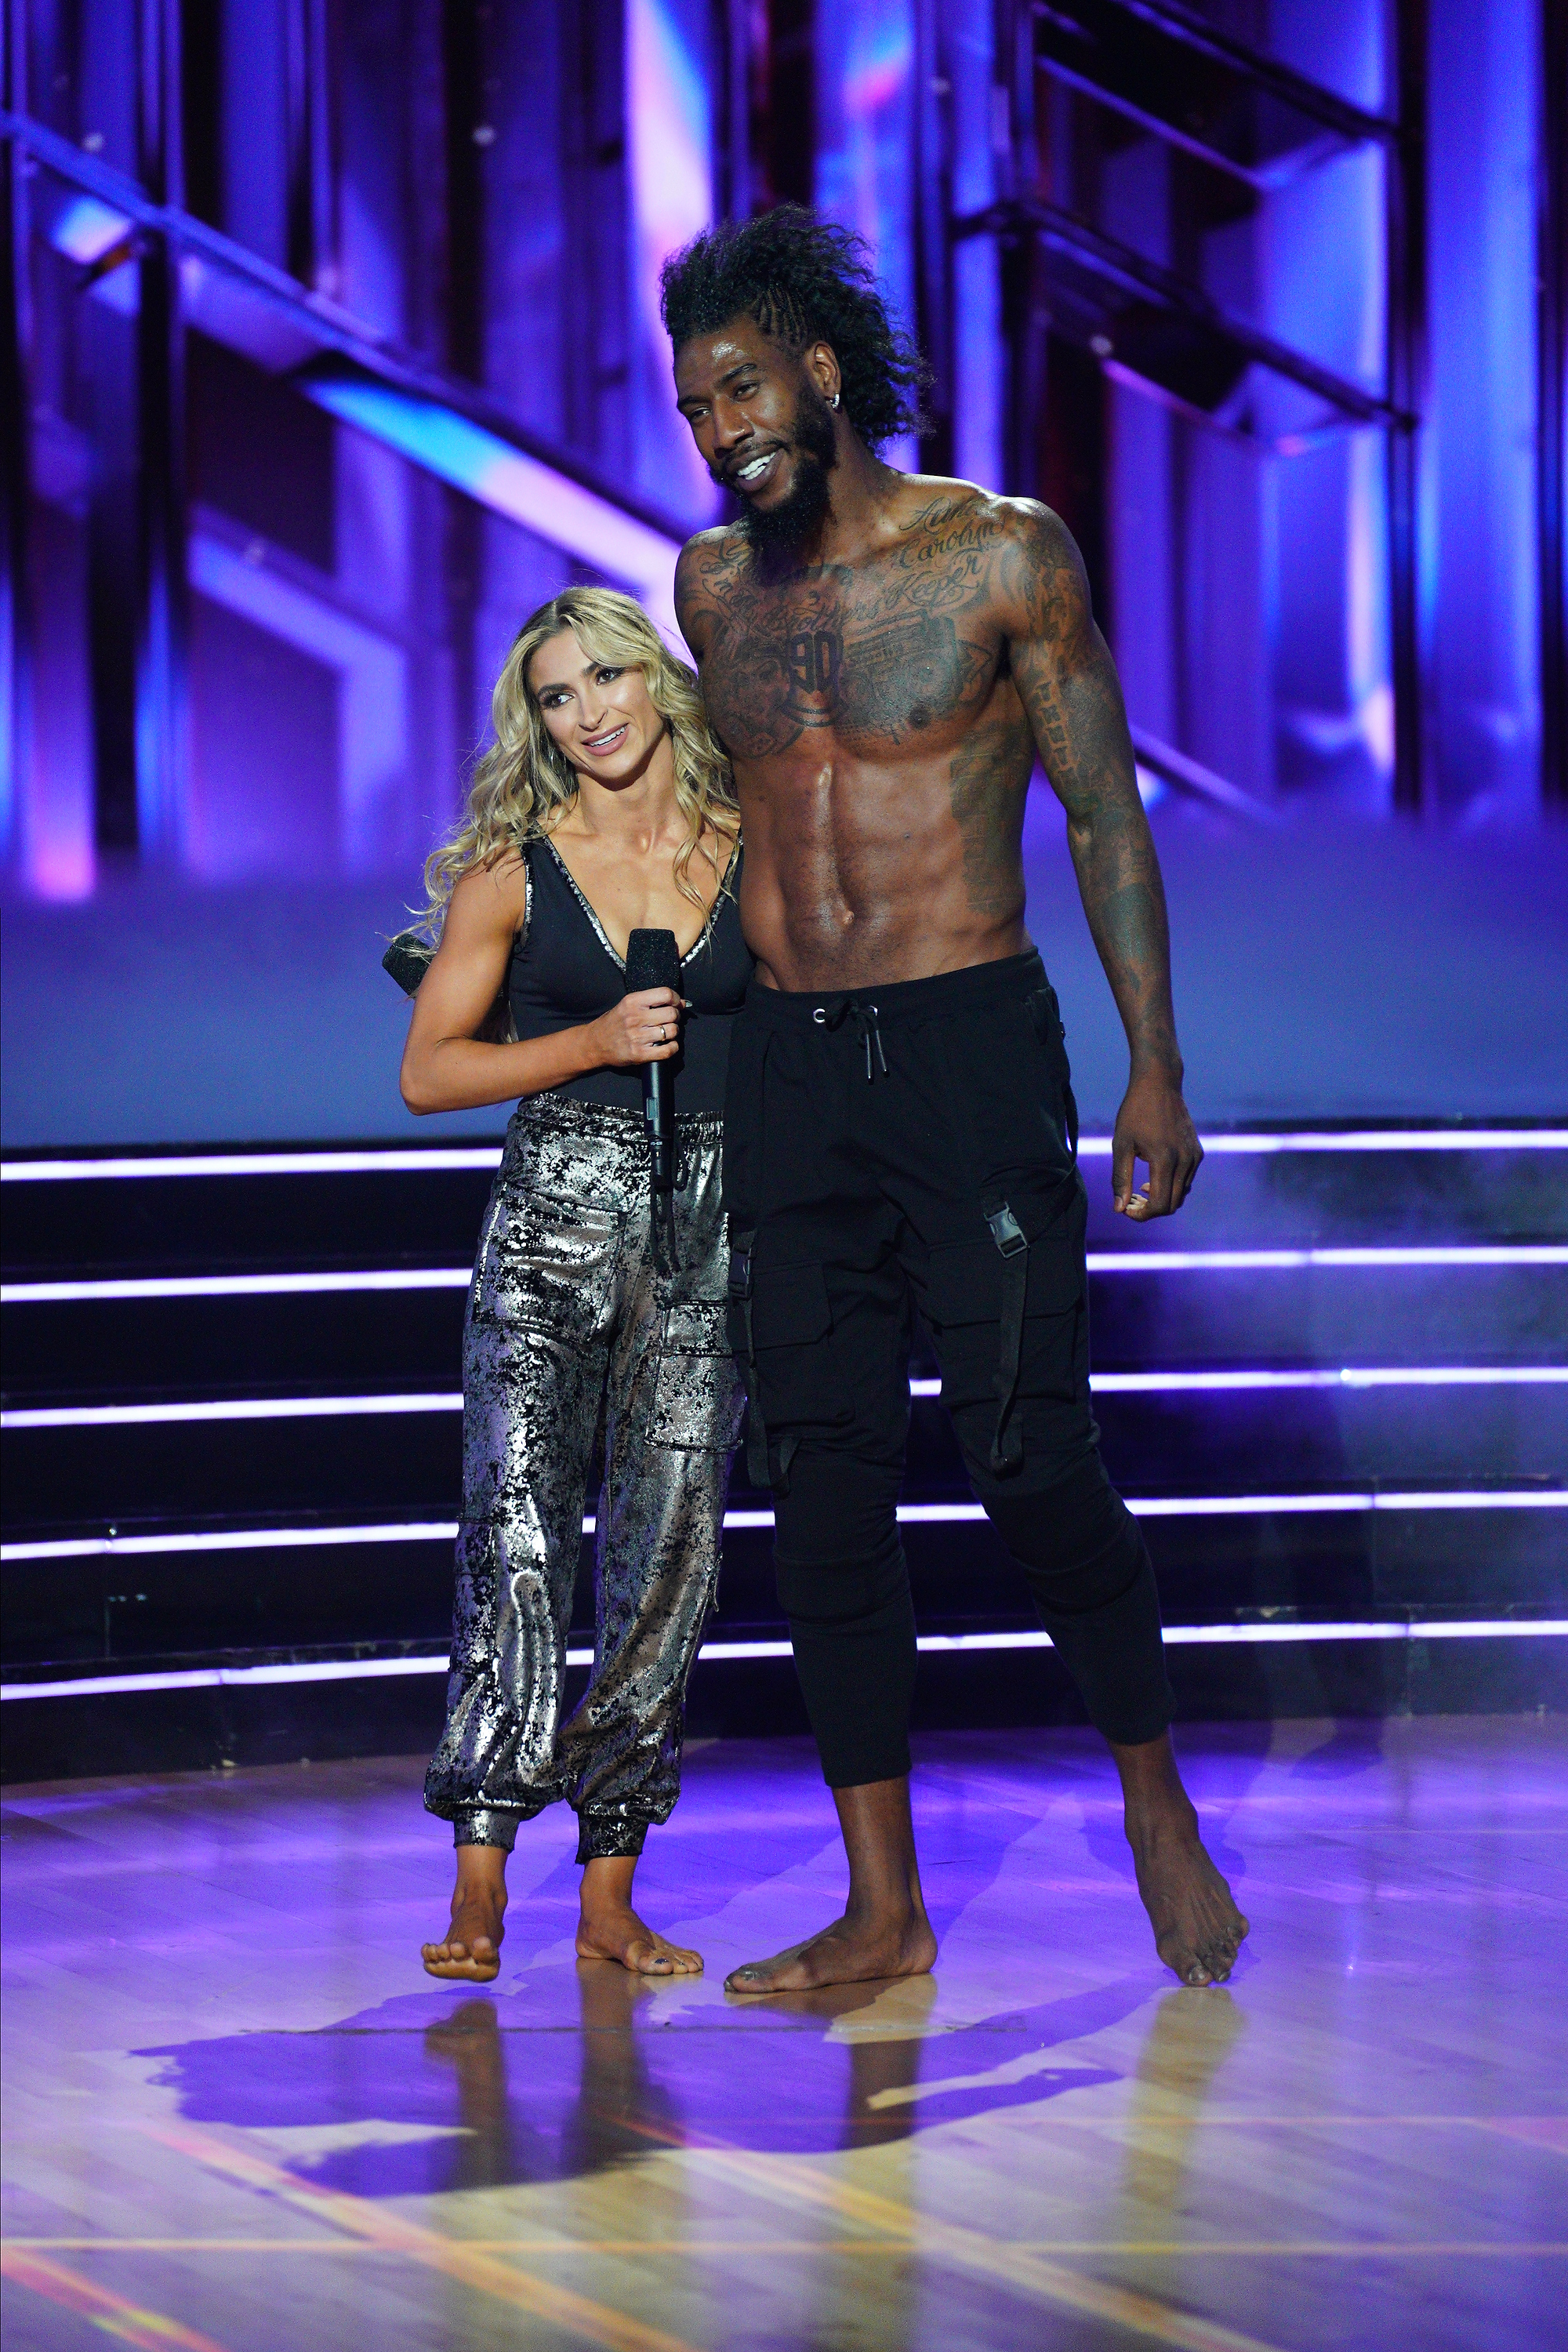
[575,1813,649,1864]
[454,1806,521,1853]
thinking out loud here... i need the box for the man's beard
[731,387,838,557]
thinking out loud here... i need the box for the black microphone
[625,930,681,1249]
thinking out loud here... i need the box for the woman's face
[528,630,666,787]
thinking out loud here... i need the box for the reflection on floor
[3,1718,1564,2351]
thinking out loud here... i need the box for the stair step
[4,1254,1563,1403]
[5,1506,1562,1677]
[4,1132,1562,1687]
[5,1383,1563,1528]
[5,1129,1565,1280]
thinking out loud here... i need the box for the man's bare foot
[725,1908,937,1996]
[575,1854,702,1976]
[724,1774,938,1996]
[422,1844,507,1982]
[1110,1732,1250,1987]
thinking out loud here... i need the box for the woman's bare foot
[724,1776,938,1996]
[1110,1733,1250,1986]
[575,1854,703,1976]
[422,1842,507,1982]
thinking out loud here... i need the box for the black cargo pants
[722,950,1174,1788]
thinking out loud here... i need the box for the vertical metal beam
[131,0,187,858]
[996,0,1042,499]
[441,0,486,383]
[285,0,336,293]
[1541,0,1567,804]
[1385,0,1428,814]
[2,9,33,864]
[913,0,953,474]
[86,297,142,853]
[563,0,633,476]
[441,0,487,757]
[763,0,815,207]
[711,0,756,222]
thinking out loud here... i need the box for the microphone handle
[643,1059,674,1190]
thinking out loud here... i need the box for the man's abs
[735,744,1031,992]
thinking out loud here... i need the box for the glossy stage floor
[3,1718,1563,2352]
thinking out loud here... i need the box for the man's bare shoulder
[972,494,1093,644]
[676,520,746,574]
[889,474,1008,542]
[673,524,751,652]
[877,478,1081,623]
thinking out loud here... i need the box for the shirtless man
[661,208,1247,1994]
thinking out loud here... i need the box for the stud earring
[829,392,840,409]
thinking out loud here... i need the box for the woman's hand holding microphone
[590,987,685,1072]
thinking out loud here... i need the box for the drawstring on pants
[812,997,887,1081]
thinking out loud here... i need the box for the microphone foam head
[625,927,681,994]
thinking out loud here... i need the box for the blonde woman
[403,588,749,1984]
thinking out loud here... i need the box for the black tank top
[508,835,751,1112]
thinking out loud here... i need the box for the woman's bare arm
[399,857,681,1116]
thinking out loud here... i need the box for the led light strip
[2,1394,466,1428]
[5,1614,1565,1702]
[4,1131,1566,1183]
[1085,1246,1568,1270]
[897,1494,1566,1519]
[7,1244,1563,1305]
[0,1151,506,1182]
[2,1523,466,1563]
[4,1486,1563,1566]
[9,1363,1565,1429]
[2,1270,477,1303]
[912,1367,1568,1398]
[1075,1131,1568,1156]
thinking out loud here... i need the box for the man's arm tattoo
[1005,511,1181,1073]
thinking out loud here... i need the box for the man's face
[674,315,839,551]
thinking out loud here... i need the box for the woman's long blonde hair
[422,586,738,934]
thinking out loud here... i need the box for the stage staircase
[3,1126,1564,1777]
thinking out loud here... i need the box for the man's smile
[728,448,782,492]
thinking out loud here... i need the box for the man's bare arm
[1000,502,1201,1218]
[673,534,728,665]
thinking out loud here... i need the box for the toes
[649,1939,703,1975]
[1161,1936,1212,1986]
[422,1932,499,1981]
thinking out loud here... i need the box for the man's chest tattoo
[702,573,996,757]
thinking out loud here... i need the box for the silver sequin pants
[423,1095,744,1862]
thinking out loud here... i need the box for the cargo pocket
[923,1183,1087,1421]
[651,1298,746,1450]
[736,1261,851,1430]
[924,1191,1084,1325]
[483,1200,622,1338]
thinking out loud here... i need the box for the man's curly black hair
[660,205,928,451]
